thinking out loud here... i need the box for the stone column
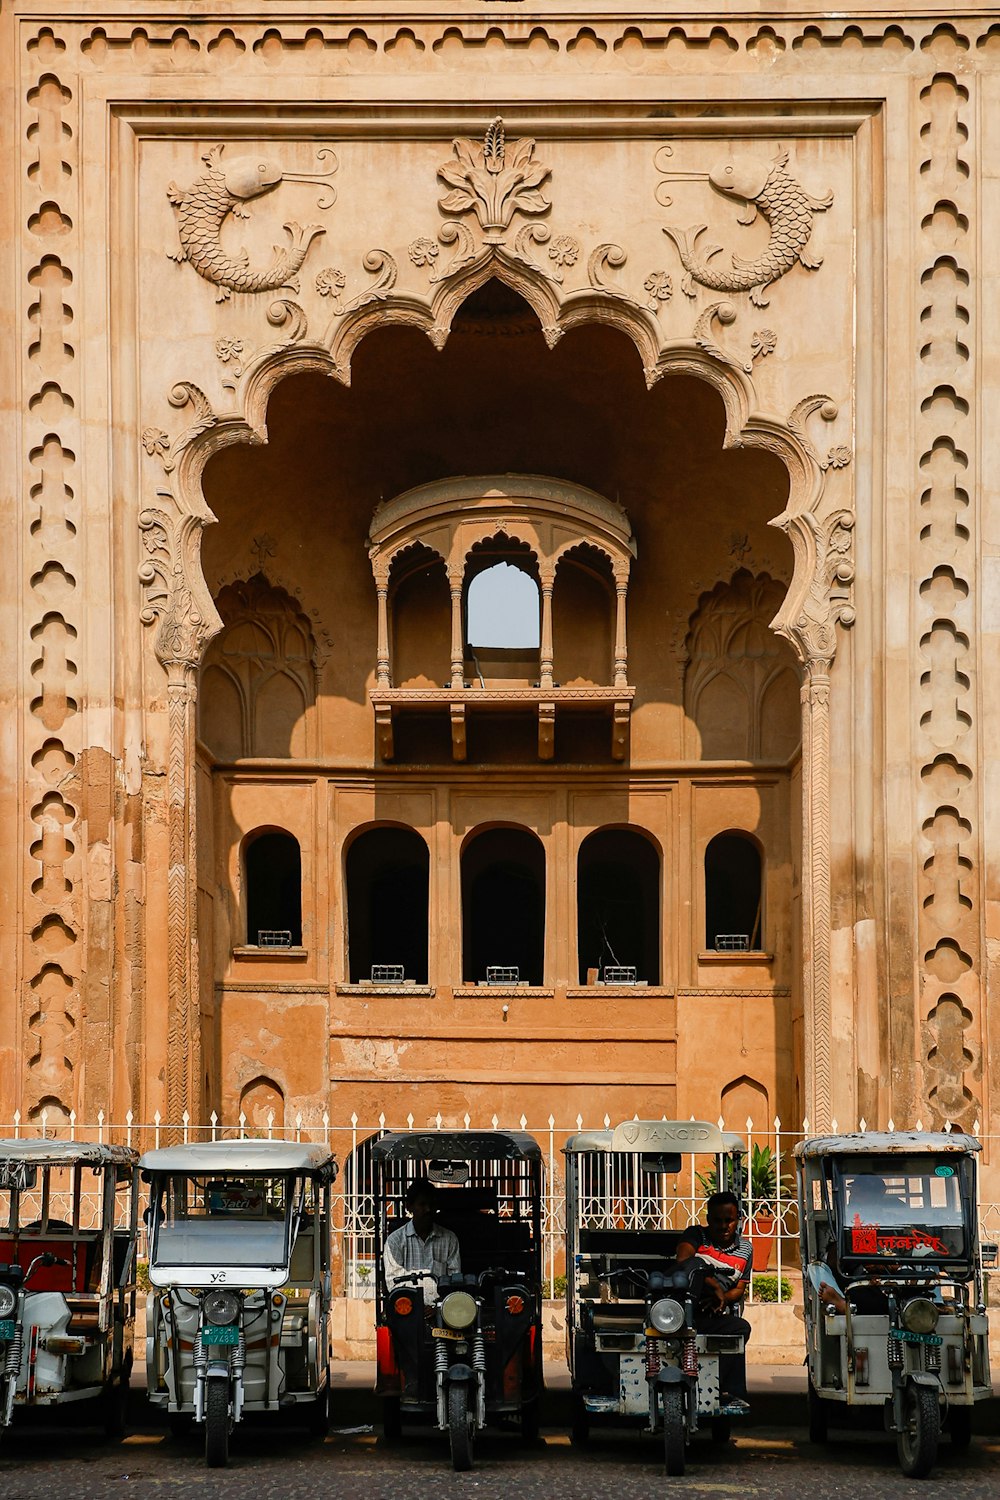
[449,572,464,689]
[613,563,630,689]
[375,575,391,687]
[800,666,833,1130]
[539,573,554,690]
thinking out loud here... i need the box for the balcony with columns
[366,474,636,761]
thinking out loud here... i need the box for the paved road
[1,1417,999,1499]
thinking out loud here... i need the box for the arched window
[244,830,302,947]
[577,828,660,984]
[704,832,763,952]
[346,826,429,984]
[462,827,545,985]
[467,562,540,649]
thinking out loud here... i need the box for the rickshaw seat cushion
[0,1237,93,1292]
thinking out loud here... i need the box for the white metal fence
[1,1107,992,1305]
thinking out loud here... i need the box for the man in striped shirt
[677,1191,752,1409]
[384,1177,462,1295]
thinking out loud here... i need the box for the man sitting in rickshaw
[384,1177,461,1295]
[676,1191,752,1409]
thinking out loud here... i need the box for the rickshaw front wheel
[447,1381,476,1472]
[205,1380,231,1468]
[948,1404,973,1451]
[662,1386,685,1476]
[896,1381,940,1479]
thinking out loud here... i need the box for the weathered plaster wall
[0,4,995,1181]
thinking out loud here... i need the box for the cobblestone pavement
[1,1419,999,1500]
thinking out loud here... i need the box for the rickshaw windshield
[836,1156,970,1266]
[151,1173,299,1268]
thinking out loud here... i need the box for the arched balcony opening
[553,543,615,687]
[465,535,541,684]
[704,831,763,953]
[243,828,302,948]
[461,826,545,986]
[346,826,430,984]
[390,545,450,689]
[577,827,661,984]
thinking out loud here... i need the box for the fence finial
[887,1117,895,1132]
[914,1118,923,1133]
[464,1113,471,1130]
[859,1117,867,1133]
[492,1114,500,1130]
[831,1117,838,1134]
[238,1110,248,1139]
[406,1113,414,1131]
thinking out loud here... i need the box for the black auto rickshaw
[564,1119,748,1475]
[372,1129,544,1470]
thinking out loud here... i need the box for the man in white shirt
[383,1177,461,1294]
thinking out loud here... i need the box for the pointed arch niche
[154,258,853,1130]
[367,473,635,762]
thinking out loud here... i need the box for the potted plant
[746,1144,793,1272]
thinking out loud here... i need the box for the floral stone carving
[437,117,550,239]
[658,147,833,307]
[166,145,336,301]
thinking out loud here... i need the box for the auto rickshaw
[564,1119,748,1475]
[796,1131,991,1478]
[141,1139,338,1467]
[0,1138,139,1443]
[372,1129,544,1470]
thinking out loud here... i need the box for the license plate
[0,1320,14,1340]
[202,1325,240,1346]
[431,1327,461,1340]
[898,1329,943,1347]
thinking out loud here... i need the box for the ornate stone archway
[136,117,855,1130]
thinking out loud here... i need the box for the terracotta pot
[750,1212,775,1272]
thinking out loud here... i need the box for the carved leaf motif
[439,188,477,213]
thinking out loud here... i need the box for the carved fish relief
[661,150,833,308]
[166,145,335,302]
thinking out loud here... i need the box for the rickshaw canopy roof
[564,1120,745,1156]
[0,1137,137,1168]
[795,1131,981,1161]
[139,1139,338,1179]
[371,1130,542,1163]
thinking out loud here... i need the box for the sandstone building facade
[0,2,996,1167]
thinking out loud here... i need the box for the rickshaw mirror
[428,1160,470,1185]
[0,1162,37,1191]
[981,1241,999,1269]
[639,1152,683,1175]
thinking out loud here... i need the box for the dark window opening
[462,827,545,985]
[704,833,763,951]
[577,828,660,984]
[346,827,429,984]
[245,830,302,946]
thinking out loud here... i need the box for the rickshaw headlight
[649,1298,685,1335]
[902,1297,939,1335]
[203,1290,240,1327]
[440,1291,478,1331]
[0,1285,16,1318]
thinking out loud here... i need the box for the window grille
[371,964,405,983]
[486,966,519,985]
[257,929,292,948]
[714,933,750,952]
[603,965,637,984]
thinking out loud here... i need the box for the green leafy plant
[549,1274,567,1299]
[748,1144,794,1216]
[750,1274,792,1303]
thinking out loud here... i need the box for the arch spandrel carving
[136,132,855,1126]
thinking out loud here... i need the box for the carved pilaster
[138,505,220,1126]
[772,506,855,1129]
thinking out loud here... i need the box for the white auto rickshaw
[141,1139,338,1466]
[0,1138,139,1443]
[796,1131,991,1478]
